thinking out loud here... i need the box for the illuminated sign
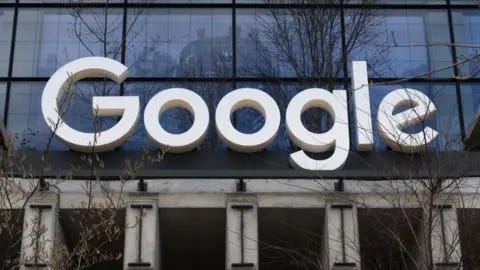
[41,57,438,171]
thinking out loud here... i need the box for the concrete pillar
[226,196,258,270]
[123,200,160,270]
[322,204,361,270]
[20,195,65,269]
[430,206,462,270]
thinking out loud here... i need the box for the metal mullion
[0,2,235,8]
[121,0,128,77]
[112,0,129,152]
[4,0,19,126]
[335,3,450,9]
[10,76,478,84]
[446,0,466,139]
[0,2,476,8]
[232,0,237,128]
[448,3,480,9]
[2,2,477,9]
[7,77,480,85]
[339,0,348,193]
[236,3,450,9]
[340,0,348,90]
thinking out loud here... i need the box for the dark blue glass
[126,9,232,78]
[14,8,123,77]
[0,84,6,121]
[7,82,121,150]
[122,82,230,151]
[0,9,14,77]
[367,83,461,151]
[347,9,453,78]
[452,10,480,79]
[235,82,341,151]
[236,8,344,78]
[7,82,65,150]
[461,83,480,135]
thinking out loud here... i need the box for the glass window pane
[235,82,342,151]
[236,8,344,78]
[235,82,296,151]
[0,83,6,121]
[452,10,480,79]
[126,8,232,78]
[13,8,123,77]
[347,9,453,78]
[461,83,480,134]
[0,9,14,77]
[367,83,461,151]
[7,82,58,149]
[7,81,121,150]
[122,81,230,151]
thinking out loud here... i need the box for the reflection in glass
[126,8,232,77]
[237,8,345,79]
[348,9,453,78]
[122,82,231,151]
[7,81,121,150]
[0,9,14,77]
[452,10,480,79]
[0,84,6,121]
[14,8,123,77]
[235,82,340,151]
[367,83,461,151]
[461,84,480,134]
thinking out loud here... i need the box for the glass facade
[368,82,461,151]
[14,8,123,77]
[121,81,230,151]
[348,9,453,78]
[0,0,478,152]
[0,9,13,77]
[126,8,232,77]
[452,9,480,79]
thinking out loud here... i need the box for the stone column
[430,206,462,270]
[226,196,258,270]
[21,195,65,269]
[322,203,361,270]
[123,200,160,270]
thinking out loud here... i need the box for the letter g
[41,57,139,152]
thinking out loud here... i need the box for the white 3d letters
[377,88,438,152]
[41,57,140,152]
[286,88,350,170]
[215,88,281,153]
[351,61,374,151]
[144,88,209,153]
[40,57,441,170]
